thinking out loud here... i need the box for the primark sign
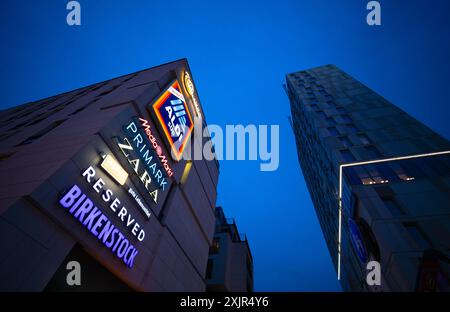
[116,118,173,205]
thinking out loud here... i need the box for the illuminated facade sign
[100,154,129,185]
[183,71,202,118]
[59,183,140,269]
[116,119,175,207]
[348,218,368,264]
[138,117,173,177]
[82,166,146,240]
[183,71,195,96]
[150,80,194,161]
[99,153,152,220]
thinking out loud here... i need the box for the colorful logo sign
[348,218,368,264]
[183,71,202,118]
[183,71,195,96]
[150,80,194,161]
[59,184,139,268]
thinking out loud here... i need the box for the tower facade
[286,65,450,291]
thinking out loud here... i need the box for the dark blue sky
[1,1,450,291]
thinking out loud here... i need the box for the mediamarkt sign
[138,117,173,177]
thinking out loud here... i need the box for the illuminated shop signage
[59,175,143,268]
[138,117,173,177]
[98,154,151,219]
[183,71,202,118]
[116,119,174,205]
[348,218,368,264]
[100,154,129,185]
[150,80,194,161]
[82,166,146,241]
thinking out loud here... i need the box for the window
[0,131,19,142]
[341,114,353,123]
[7,111,48,131]
[15,119,67,146]
[340,149,356,162]
[5,113,22,122]
[339,136,352,148]
[358,134,371,145]
[328,127,339,136]
[337,107,346,114]
[69,105,88,116]
[8,120,32,131]
[365,145,383,159]
[205,259,214,279]
[423,156,450,178]
[0,151,16,161]
[404,223,431,249]
[326,117,336,126]
[27,114,50,126]
[309,103,318,110]
[69,99,99,116]
[354,165,387,185]
[390,162,415,181]
[346,124,359,133]
[123,73,137,82]
[366,165,387,184]
[210,237,220,254]
[382,197,405,216]
[91,83,104,91]
[98,85,120,96]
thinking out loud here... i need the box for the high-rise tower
[285,65,450,291]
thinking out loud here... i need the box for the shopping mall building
[0,59,225,291]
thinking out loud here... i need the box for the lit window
[98,85,120,96]
[390,162,415,181]
[355,165,389,185]
[367,165,388,184]
[210,237,220,254]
